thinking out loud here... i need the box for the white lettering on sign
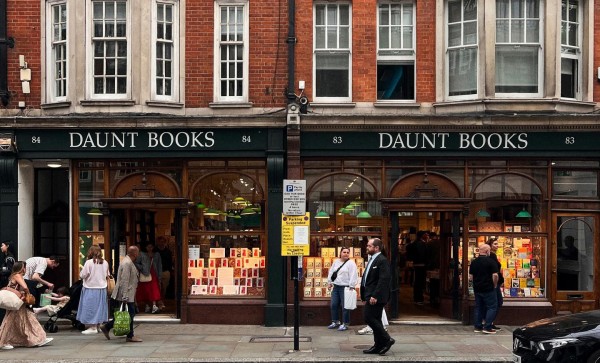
[69,131,215,149]
[70,132,138,148]
[378,133,450,149]
[378,132,528,150]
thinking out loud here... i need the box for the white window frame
[213,1,249,104]
[376,1,416,102]
[494,0,543,98]
[313,2,352,103]
[151,0,179,102]
[45,0,68,103]
[445,0,478,100]
[85,0,132,100]
[560,0,581,100]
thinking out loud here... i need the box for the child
[33,287,69,316]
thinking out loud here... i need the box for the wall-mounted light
[0,133,15,152]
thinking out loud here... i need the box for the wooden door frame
[551,212,599,314]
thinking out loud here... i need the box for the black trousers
[363,301,391,348]
[413,267,426,303]
[24,279,43,307]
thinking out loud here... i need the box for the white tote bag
[344,287,357,310]
[0,288,24,311]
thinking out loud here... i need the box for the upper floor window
[560,0,580,99]
[313,3,351,102]
[495,0,542,96]
[214,2,248,103]
[446,0,477,98]
[152,1,179,102]
[377,1,415,101]
[46,1,68,102]
[88,0,130,99]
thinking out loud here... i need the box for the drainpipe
[286,0,296,103]
[0,0,14,106]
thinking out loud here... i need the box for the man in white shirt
[24,256,60,306]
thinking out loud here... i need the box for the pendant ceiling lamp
[476,209,491,218]
[315,210,330,219]
[516,209,532,218]
[356,210,372,218]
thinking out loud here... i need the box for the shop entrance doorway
[552,214,599,314]
[106,207,181,319]
[392,211,462,322]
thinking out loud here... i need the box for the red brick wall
[6,1,41,109]
[185,1,288,108]
[416,0,435,102]
[594,2,600,103]
[294,0,436,104]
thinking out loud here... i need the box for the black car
[513,310,600,362]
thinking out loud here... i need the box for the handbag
[40,293,52,307]
[0,287,23,310]
[344,287,357,310]
[106,275,115,295]
[23,292,36,305]
[113,303,131,336]
[330,260,348,282]
[139,258,152,282]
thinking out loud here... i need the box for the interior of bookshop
[305,204,544,318]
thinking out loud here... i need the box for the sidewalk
[3,322,515,362]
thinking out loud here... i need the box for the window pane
[448,48,477,96]
[448,24,461,47]
[377,63,414,100]
[557,217,594,291]
[448,0,462,23]
[553,169,596,197]
[315,54,349,97]
[495,46,538,93]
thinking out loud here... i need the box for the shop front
[9,127,286,325]
[296,127,600,326]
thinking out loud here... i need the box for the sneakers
[144,305,151,313]
[36,338,54,347]
[491,324,502,331]
[81,327,98,335]
[482,328,497,334]
[151,304,159,314]
[126,336,143,343]
[99,324,110,340]
[358,326,373,335]
[337,324,348,331]
[0,345,13,350]
[327,321,340,329]
[474,326,483,333]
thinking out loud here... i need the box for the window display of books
[188,247,266,297]
[468,236,544,298]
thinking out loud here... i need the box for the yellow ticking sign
[281,213,310,256]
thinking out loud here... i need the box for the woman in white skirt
[76,244,109,334]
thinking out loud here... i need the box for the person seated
[33,287,69,316]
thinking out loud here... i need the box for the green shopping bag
[113,303,131,336]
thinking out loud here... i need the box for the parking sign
[283,180,306,215]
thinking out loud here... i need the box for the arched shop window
[188,170,267,298]
[468,173,546,299]
[302,173,382,301]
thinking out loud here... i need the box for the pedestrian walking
[0,261,53,349]
[326,247,357,331]
[76,245,109,334]
[469,243,499,334]
[99,246,142,343]
[135,243,162,314]
[360,238,394,355]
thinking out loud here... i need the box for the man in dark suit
[361,238,394,355]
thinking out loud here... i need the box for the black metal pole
[291,255,299,350]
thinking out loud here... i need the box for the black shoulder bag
[330,260,349,282]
